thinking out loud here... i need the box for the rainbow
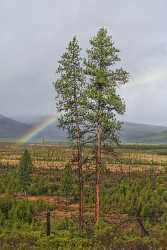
[17,115,58,145]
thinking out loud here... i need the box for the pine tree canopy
[84,28,129,143]
[19,149,32,192]
[54,37,85,139]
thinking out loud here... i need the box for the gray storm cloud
[0,0,166,125]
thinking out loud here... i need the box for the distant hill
[0,114,31,139]
[0,114,66,142]
[1,114,167,144]
[33,121,167,144]
[136,130,167,144]
[32,123,67,142]
[119,122,167,143]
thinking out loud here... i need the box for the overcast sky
[0,0,166,125]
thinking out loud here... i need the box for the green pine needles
[84,27,129,143]
[19,149,32,194]
[54,27,129,227]
[55,36,85,138]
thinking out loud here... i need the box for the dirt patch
[15,194,79,220]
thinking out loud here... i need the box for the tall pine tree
[84,28,129,223]
[54,37,85,232]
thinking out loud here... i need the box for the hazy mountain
[32,124,67,142]
[0,114,66,142]
[13,115,50,124]
[119,122,167,143]
[34,121,167,144]
[0,114,31,139]
[1,114,167,144]
[136,130,167,144]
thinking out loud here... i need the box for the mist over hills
[1,114,167,144]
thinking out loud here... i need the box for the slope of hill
[137,130,167,144]
[120,122,167,143]
[33,121,167,144]
[29,119,167,144]
[1,114,167,144]
[32,124,67,142]
[0,114,31,139]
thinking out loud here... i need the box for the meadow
[0,142,167,249]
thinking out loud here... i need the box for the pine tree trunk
[95,125,101,224]
[77,127,84,233]
[46,210,51,236]
[136,217,149,236]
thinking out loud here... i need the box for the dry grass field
[1,143,167,173]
